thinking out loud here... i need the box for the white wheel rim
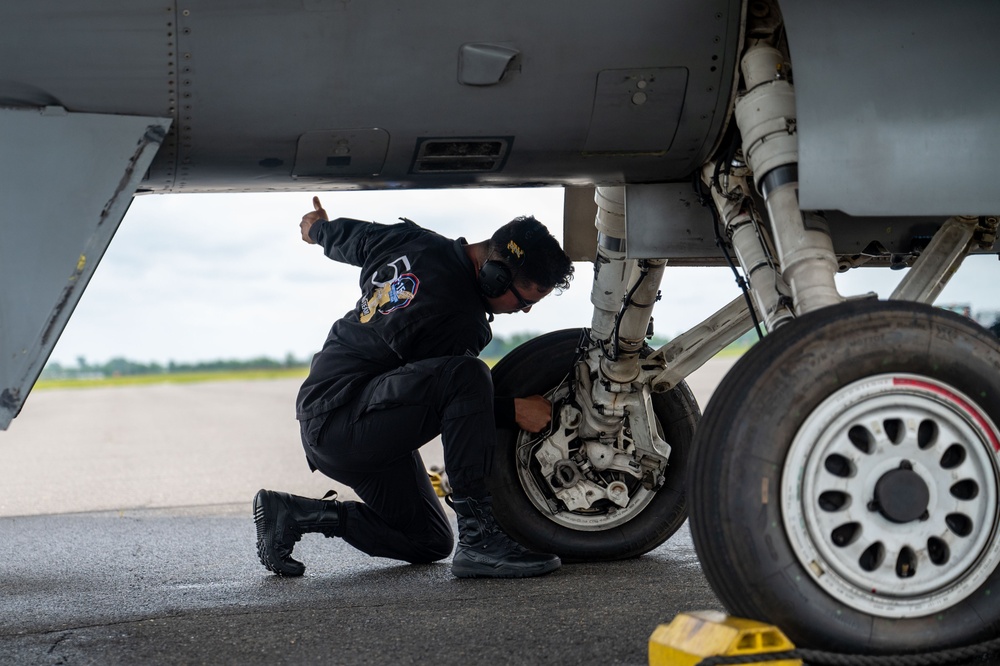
[782,374,1000,617]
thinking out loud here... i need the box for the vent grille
[411,137,512,173]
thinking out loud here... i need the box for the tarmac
[0,358,735,518]
[2,357,996,665]
[0,358,735,665]
[1,506,719,665]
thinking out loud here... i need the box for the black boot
[253,489,341,576]
[449,495,561,578]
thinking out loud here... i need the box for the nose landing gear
[489,328,700,561]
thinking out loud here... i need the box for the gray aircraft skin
[3,0,1000,657]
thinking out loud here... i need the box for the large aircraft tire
[489,328,699,561]
[688,300,1000,652]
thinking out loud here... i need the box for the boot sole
[452,557,561,579]
[253,489,305,577]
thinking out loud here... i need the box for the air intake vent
[411,137,512,173]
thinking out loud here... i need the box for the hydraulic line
[696,159,794,334]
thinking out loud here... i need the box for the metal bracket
[647,296,754,393]
[889,216,990,304]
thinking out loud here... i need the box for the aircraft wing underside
[0,108,169,429]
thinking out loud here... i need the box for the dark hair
[489,215,574,292]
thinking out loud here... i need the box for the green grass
[34,344,748,392]
[34,367,309,390]
[716,344,753,358]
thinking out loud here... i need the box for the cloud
[49,189,1000,366]
[52,189,573,365]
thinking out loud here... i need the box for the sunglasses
[508,282,537,310]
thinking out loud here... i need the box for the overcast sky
[48,188,1000,366]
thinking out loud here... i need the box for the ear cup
[478,260,512,298]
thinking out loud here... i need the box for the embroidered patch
[360,256,420,323]
[360,273,419,323]
[506,239,524,260]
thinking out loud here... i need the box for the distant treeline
[41,332,692,381]
[481,332,675,358]
[480,332,547,359]
[41,354,306,380]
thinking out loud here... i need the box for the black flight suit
[296,217,507,564]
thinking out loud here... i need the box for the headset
[478,237,527,298]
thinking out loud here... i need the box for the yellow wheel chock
[649,611,802,666]
[428,466,452,497]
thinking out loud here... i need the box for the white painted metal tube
[699,163,794,331]
[765,184,842,314]
[734,43,841,315]
[600,258,667,383]
[589,186,632,341]
[890,216,979,304]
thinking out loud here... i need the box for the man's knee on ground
[404,531,455,564]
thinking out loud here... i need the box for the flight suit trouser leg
[301,355,495,563]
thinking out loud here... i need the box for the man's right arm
[494,395,552,433]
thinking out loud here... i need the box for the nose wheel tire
[489,328,700,561]
[688,300,1000,653]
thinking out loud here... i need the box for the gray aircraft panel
[0,107,170,430]
[783,0,1000,216]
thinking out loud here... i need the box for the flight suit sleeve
[309,217,374,266]
[493,396,516,428]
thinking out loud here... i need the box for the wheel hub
[782,373,1000,618]
[872,465,929,523]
